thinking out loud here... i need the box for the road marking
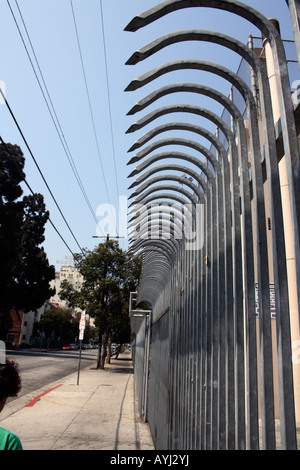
[25,384,63,407]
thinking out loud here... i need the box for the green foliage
[0,143,55,314]
[33,307,79,343]
[59,240,141,367]
[0,142,25,203]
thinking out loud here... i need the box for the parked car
[62,343,79,350]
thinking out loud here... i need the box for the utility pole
[93,234,125,241]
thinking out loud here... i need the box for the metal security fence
[127,0,300,450]
[148,311,170,449]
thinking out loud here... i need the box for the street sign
[79,312,86,329]
[79,329,84,341]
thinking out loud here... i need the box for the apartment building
[49,265,84,309]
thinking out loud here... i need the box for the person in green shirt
[0,427,22,450]
[0,359,23,450]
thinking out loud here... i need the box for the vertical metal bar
[186,240,193,448]
[230,86,260,450]
[142,313,151,422]
[211,181,220,450]
[214,129,227,450]
[191,240,198,449]
[181,245,186,449]
[286,0,300,71]
[183,242,188,449]
[200,197,208,449]
[205,193,212,449]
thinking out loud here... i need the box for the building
[20,305,46,344]
[2,269,87,346]
[2,304,45,346]
[49,265,84,310]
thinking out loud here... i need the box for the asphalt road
[5,348,98,401]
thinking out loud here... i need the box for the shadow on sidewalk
[108,367,133,374]
[89,353,134,374]
[105,356,133,374]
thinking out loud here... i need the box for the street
[0,351,155,451]
[6,348,98,401]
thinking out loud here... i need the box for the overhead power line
[8,0,98,226]
[99,0,120,203]
[69,0,113,210]
[0,136,76,258]
[0,87,84,255]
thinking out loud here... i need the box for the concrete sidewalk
[0,351,155,451]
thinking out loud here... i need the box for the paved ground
[0,351,154,451]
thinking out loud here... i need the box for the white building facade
[49,265,84,309]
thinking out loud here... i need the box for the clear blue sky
[0,0,297,270]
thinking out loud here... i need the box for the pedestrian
[115,345,121,359]
[0,359,23,450]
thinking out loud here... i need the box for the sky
[0,0,298,271]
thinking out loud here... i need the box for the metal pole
[286,0,300,71]
[77,340,82,386]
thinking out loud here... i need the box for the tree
[32,307,80,347]
[59,240,141,369]
[0,143,25,308]
[0,142,55,339]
